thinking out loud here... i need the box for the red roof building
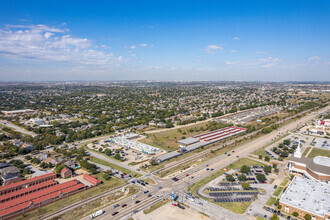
[0,180,57,203]
[0,173,56,196]
[83,174,101,186]
[61,168,72,179]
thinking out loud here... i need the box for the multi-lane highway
[42,105,329,220]
[94,105,329,220]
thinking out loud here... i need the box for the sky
[0,0,329,81]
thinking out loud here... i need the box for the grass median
[143,199,171,214]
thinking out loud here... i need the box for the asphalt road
[0,120,37,137]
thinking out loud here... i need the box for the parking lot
[312,137,330,150]
[86,137,164,168]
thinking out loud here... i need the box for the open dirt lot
[134,202,211,220]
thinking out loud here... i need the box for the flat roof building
[279,176,330,220]
[289,156,330,182]
[1,109,36,116]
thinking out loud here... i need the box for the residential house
[61,167,72,178]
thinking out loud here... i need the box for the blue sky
[0,0,329,81]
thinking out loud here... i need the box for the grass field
[307,148,330,158]
[139,121,211,151]
[17,174,126,220]
[273,187,283,197]
[217,202,252,214]
[302,147,311,157]
[143,199,170,214]
[280,178,289,187]
[266,197,276,206]
[89,157,142,177]
[143,177,156,185]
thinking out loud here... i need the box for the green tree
[271,213,279,220]
[280,151,289,157]
[226,174,235,182]
[304,214,311,220]
[104,148,112,156]
[241,182,250,190]
[256,174,266,182]
[240,165,250,174]
[283,139,291,146]
[55,164,68,174]
[259,155,263,159]
[98,147,103,152]
[272,164,277,169]
[292,212,299,217]
[265,156,270,161]
[114,153,121,160]
[264,165,272,173]
[238,174,247,181]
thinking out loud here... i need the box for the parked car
[122,204,127,208]
[112,211,119,216]
[113,204,120,209]
[274,185,278,189]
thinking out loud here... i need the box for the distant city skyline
[0,0,329,81]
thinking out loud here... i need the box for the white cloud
[130,45,136,49]
[230,50,237,53]
[205,44,224,53]
[139,43,148,47]
[307,56,321,61]
[0,23,122,67]
[232,37,240,40]
[225,57,281,68]
[225,61,238,65]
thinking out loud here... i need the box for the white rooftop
[280,176,330,218]
[313,156,330,167]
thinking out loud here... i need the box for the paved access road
[0,120,37,137]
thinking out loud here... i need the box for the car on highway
[113,204,120,209]
[135,200,141,204]
[158,187,163,189]
[172,177,179,182]
[211,168,214,171]
[186,174,189,176]
[148,194,152,197]
[132,210,139,214]
[132,181,136,184]
[112,211,119,216]
[121,204,127,208]
[227,154,231,156]
[144,190,149,194]
[206,168,209,171]
[232,150,235,153]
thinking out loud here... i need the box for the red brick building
[61,168,72,179]
[83,174,101,186]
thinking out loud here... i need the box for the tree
[304,214,311,220]
[226,174,235,182]
[278,157,284,161]
[238,174,247,181]
[265,156,270,161]
[104,148,111,156]
[241,182,250,190]
[98,147,103,152]
[40,162,48,169]
[292,212,299,217]
[280,151,289,157]
[283,139,291,146]
[55,164,68,174]
[264,165,272,173]
[256,174,266,182]
[240,165,250,174]
[102,173,111,180]
[114,153,121,160]
[272,163,277,169]
[25,155,32,160]
[271,213,279,220]
[259,155,263,159]
[149,158,158,166]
